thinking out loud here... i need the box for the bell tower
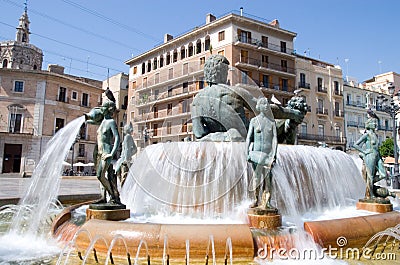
[15,0,30,43]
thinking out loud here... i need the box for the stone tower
[0,3,43,70]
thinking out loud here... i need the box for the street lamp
[70,135,81,176]
[377,82,399,189]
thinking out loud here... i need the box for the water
[121,143,364,222]
[0,116,85,263]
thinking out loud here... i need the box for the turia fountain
[0,56,399,264]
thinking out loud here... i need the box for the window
[9,113,22,133]
[168,68,174,79]
[181,119,187,132]
[261,36,268,47]
[318,124,324,136]
[71,91,78,100]
[183,63,188,75]
[335,127,341,137]
[147,60,151,72]
[188,43,194,57]
[14,81,24,92]
[196,39,202,54]
[133,66,137,74]
[173,50,178,63]
[78,144,85,157]
[167,122,172,134]
[166,53,171,65]
[132,81,137,89]
[334,81,340,94]
[300,73,306,86]
[182,100,188,113]
[317,77,323,90]
[240,50,248,63]
[141,63,145,74]
[218,50,225,56]
[218,31,225,41]
[262,75,269,88]
[335,102,340,116]
[238,29,251,43]
[160,56,164,67]
[81,93,89,107]
[281,60,287,72]
[196,80,204,90]
[205,36,211,51]
[183,82,188,93]
[200,57,205,66]
[143,77,148,87]
[280,41,287,53]
[55,118,65,133]
[167,103,173,115]
[261,55,268,68]
[153,124,158,136]
[2,59,8,68]
[181,46,186,59]
[153,106,158,118]
[168,86,173,97]
[153,58,158,70]
[58,87,67,102]
[281,78,288,91]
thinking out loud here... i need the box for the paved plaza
[0,175,101,206]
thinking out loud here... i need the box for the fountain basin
[74,219,255,261]
[304,211,400,248]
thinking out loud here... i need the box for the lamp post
[377,82,399,189]
[70,135,81,176]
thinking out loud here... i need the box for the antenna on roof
[24,0,28,13]
[107,68,110,88]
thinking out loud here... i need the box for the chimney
[47,64,64,75]
[269,19,280,28]
[164,33,173,43]
[206,13,216,24]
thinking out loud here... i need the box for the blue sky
[0,0,399,83]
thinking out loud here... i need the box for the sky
[0,0,399,83]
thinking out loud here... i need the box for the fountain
[0,56,399,264]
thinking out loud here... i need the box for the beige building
[343,79,392,150]
[0,9,103,176]
[126,12,297,149]
[295,55,346,150]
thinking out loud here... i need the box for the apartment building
[0,9,103,176]
[343,79,392,150]
[295,55,346,150]
[126,12,297,148]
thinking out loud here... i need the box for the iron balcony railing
[297,133,346,143]
[316,86,327,93]
[316,108,328,115]
[237,55,295,74]
[235,35,295,55]
[298,82,310,89]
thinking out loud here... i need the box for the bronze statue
[86,95,121,204]
[353,110,395,202]
[191,55,305,141]
[246,97,278,209]
[115,122,136,186]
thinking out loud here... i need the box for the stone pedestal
[86,203,130,221]
[356,201,393,213]
[247,207,281,229]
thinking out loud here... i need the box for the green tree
[379,138,394,157]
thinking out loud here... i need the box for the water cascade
[121,142,365,222]
[0,116,85,262]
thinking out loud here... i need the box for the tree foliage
[379,138,394,158]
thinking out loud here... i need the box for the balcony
[334,90,343,96]
[235,35,295,55]
[346,100,365,108]
[298,82,310,89]
[297,133,346,144]
[236,55,295,75]
[316,86,327,93]
[316,108,328,115]
[334,110,345,117]
[254,80,295,93]
[347,121,360,127]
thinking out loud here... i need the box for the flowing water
[0,116,85,263]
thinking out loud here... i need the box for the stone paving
[0,175,101,205]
